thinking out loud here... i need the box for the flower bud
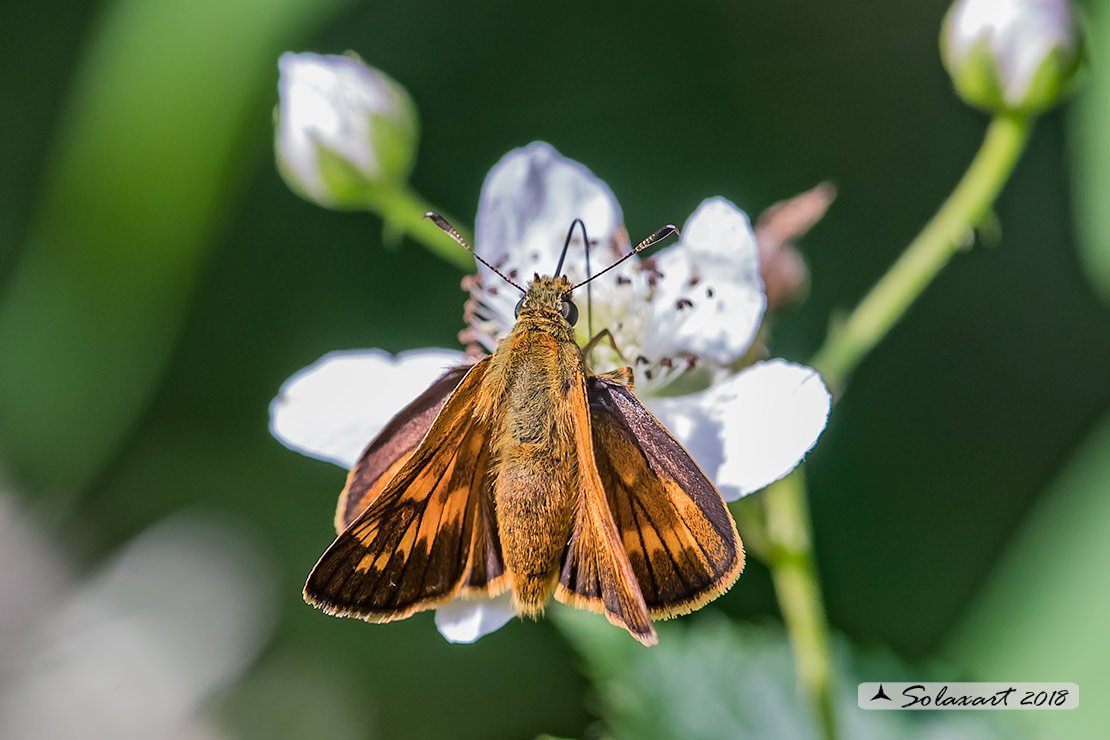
[941,0,1083,113]
[276,52,419,208]
[754,182,836,309]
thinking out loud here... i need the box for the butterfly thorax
[481,274,583,614]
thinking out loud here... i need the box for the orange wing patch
[586,375,744,618]
[305,359,508,622]
[335,364,471,532]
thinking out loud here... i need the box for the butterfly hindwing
[335,364,471,532]
[586,373,744,618]
[305,358,508,621]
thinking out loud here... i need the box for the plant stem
[368,186,475,271]
[765,469,837,740]
[763,113,1033,740]
[811,112,1033,389]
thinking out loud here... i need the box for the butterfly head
[424,211,676,334]
[514,274,579,326]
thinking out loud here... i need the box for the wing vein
[626,487,659,599]
[418,453,457,600]
[389,454,455,607]
[658,470,717,567]
[631,493,693,594]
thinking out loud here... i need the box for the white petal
[642,198,765,366]
[473,142,629,334]
[269,348,466,468]
[434,593,516,643]
[714,360,830,499]
[651,360,830,501]
[645,393,726,486]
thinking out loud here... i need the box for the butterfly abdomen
[490,323,581,614]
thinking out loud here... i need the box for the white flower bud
[942,0,1083,113]
[276,52,418,207]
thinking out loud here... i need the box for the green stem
[764,469,837,740]
[728,495,770,561]
[762,113,1033,740]
[811,112,1033,389]
[368,186,475,271]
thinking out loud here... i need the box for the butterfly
[303,214,744,645]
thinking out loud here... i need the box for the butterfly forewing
[304,358,508,621]
[555,369,657,645]
[585,375,744,617]
[335,364,470,531]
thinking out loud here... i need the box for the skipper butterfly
[304,214,744,645]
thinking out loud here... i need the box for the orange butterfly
[304,215,744,645]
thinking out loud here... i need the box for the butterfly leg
[595,366,634,390]
[582,328,626,363]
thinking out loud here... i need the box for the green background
[1,1,1106,738]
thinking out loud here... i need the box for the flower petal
[650,360,830,501]
[473,142,629,337]
[642,198,765,367]
[714,360,830,499]
[434,593,516,643]
[645,392,726,486]
[269,348,466,468]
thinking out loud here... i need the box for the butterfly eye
[560,298,579,326]
[514,297,525,318]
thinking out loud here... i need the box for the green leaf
[554,608,1019,740]
[945,412,1110,740]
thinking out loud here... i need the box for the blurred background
[0,1,1107,738]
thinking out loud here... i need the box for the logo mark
[870,684,892,701]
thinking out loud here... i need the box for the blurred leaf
[0,509,274,739]
[0,0,351,493]
[945,412,1110,740]
[217,648,371,740]
[1070,2,1110,304]
[553,608,1018,740]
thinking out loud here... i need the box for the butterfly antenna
[425,212,526,294]
[554,218,594,337]
[572,224,680,290]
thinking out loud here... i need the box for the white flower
[276,52,418,207]
[942,0,1082,112]
[270,142,831,643]
[465,143,829,496]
